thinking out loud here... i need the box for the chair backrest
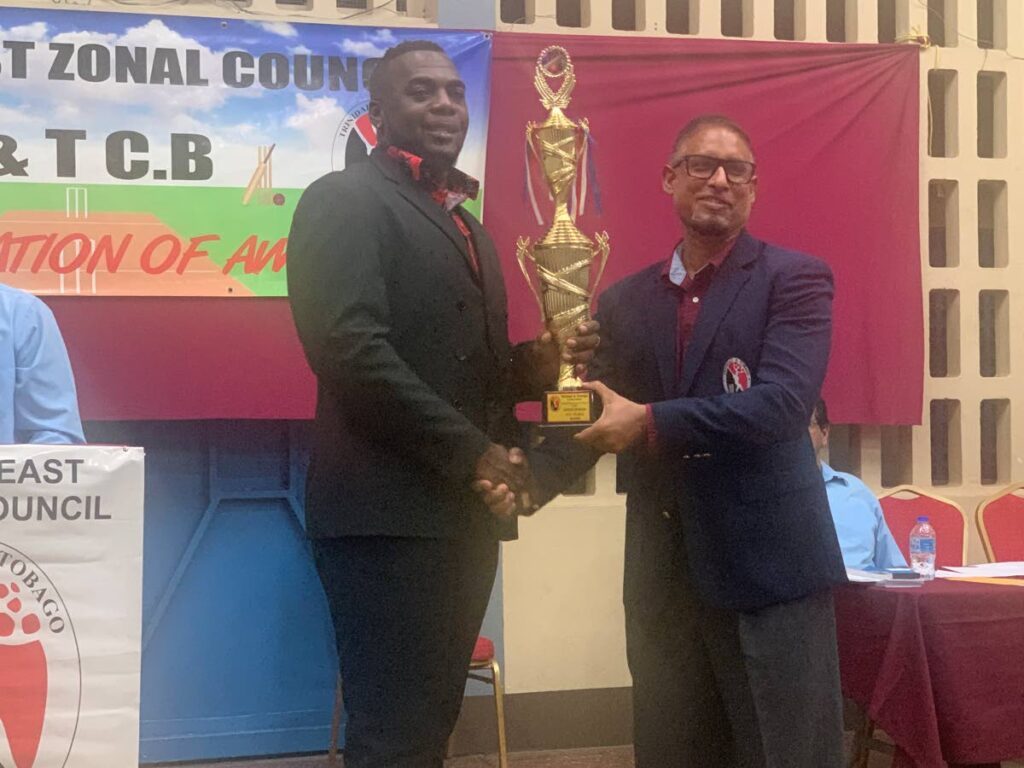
[878,485,968,567]
[977,483,1024,562]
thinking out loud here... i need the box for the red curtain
[487,34,921,425]
[52,35,920,425]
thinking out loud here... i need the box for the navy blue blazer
[535,230,847,612]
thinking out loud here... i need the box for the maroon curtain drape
[51,34,920,425]
[51,297,314,420]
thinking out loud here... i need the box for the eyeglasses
[671,154,756,185]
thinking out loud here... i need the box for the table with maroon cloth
[835,579,1024,768]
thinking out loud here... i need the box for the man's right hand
[473,444,535,521]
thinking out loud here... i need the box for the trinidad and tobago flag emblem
[722,357,752,394]
[0,542,80,768]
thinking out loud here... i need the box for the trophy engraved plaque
[516,46,610,427]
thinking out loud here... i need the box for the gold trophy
[517,46,610,427]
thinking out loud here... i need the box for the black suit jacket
[287,149,540,540]
[534,232,847,611]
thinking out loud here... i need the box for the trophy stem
[558,361,581,390]
[552,202,572,225]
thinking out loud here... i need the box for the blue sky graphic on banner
[0,9,491,296]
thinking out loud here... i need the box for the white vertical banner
[0,445,144,768]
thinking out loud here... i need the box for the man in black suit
[286,41,597,768]
[481,116,847,767]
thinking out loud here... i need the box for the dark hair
[368,40,449,101]
[671,114,754,158]
[812,399,829,429]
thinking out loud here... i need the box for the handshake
[472,442,537,522]
[467,319,602,522]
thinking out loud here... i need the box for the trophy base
[541,388,597,427]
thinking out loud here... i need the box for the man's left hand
[574,380,647,454]
[472,447,538,522]
[471,478,518,522]
[534,320,601,383]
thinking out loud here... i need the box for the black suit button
[455,351,468,362]
[456,300,468,311]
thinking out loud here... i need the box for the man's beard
[687,214,733,237]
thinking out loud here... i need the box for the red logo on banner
[333,103,379,170]
[0,542,80,768]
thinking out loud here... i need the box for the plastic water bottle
[909,516,937,579]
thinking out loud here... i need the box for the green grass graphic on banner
[0,8,492,297]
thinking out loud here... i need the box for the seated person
[1,284,84,444]
[810,399,905,571]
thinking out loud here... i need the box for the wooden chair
[328,635,507,768]
[976,482,1024,562]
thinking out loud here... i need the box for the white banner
[0,445,144,768]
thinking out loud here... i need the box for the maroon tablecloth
[835,580,1024,767]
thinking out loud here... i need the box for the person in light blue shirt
[1,284,84,444]
[810,399,905,571]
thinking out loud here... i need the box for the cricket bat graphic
[242,144,276,205]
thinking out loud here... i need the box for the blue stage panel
[84,420,503,762]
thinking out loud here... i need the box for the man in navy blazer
[485,115,847,767]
